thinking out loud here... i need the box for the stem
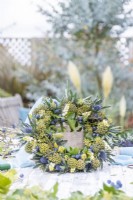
[120,116,124,131]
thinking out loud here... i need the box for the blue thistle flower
[99,151,107,161]
[54,109,61,114]
[92,126,97,131]
[54,119,58,123]
[2,128,6,133]
[107,180,111,184]
[53,99,59,106]
[92,132,97,137]
[77,116,83,121]
[86,163,92,171]
[24,126,32,133]
[107,180,122,189]
[79,120,83,124]
[61,118,65,122]
[89,146,93,152]
[93,105,102,112]
[50,121,56,125]
[75,154,81,159]
[71,154,81,159]
[19,173,24,178]
[35,146,39,152]
[40,157,48,164]
[116,180,122,188]
[55,165,62,171]
[120,140,133,147]
[36,114,41,119]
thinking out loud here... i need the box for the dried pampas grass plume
[119,96,126,118]
[68,61,81,94]
[102,66,113,99]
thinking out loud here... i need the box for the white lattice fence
[0,38,32,66]
[0,37,131,66]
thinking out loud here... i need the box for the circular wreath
[21,90,120,173]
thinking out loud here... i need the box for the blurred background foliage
[0,0,133,128]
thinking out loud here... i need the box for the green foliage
[0,171,59,200]
[0,88,11,98]
[0,128,19,158]
[5,186,58,200]
[67,113,76,131]
[0,169,16,198]
[20,89,122,172]
[93,183,133,200]
[68,147,80,155]
[0,173,11,195]
[0,171,133,200]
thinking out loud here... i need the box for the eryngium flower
[39,143,50,155]
[92,158,100,170]
[76,159,85,170]
[67,158,77,168]
[48,153,62,164]
[97,121,109,134]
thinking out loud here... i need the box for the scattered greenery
[0,128,19,158]
[118,129,133,147]
[0,170,133,200]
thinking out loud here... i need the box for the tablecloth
[10,164,133,199]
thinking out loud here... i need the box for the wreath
[21,90,120,173]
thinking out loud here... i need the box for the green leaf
[67,113,76,131]
[0,173,11,194]
[69,147,79,155]
[51,182,58,198]
[75,125,82,131]
[5,169,17,182]
[103,183,117,194]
